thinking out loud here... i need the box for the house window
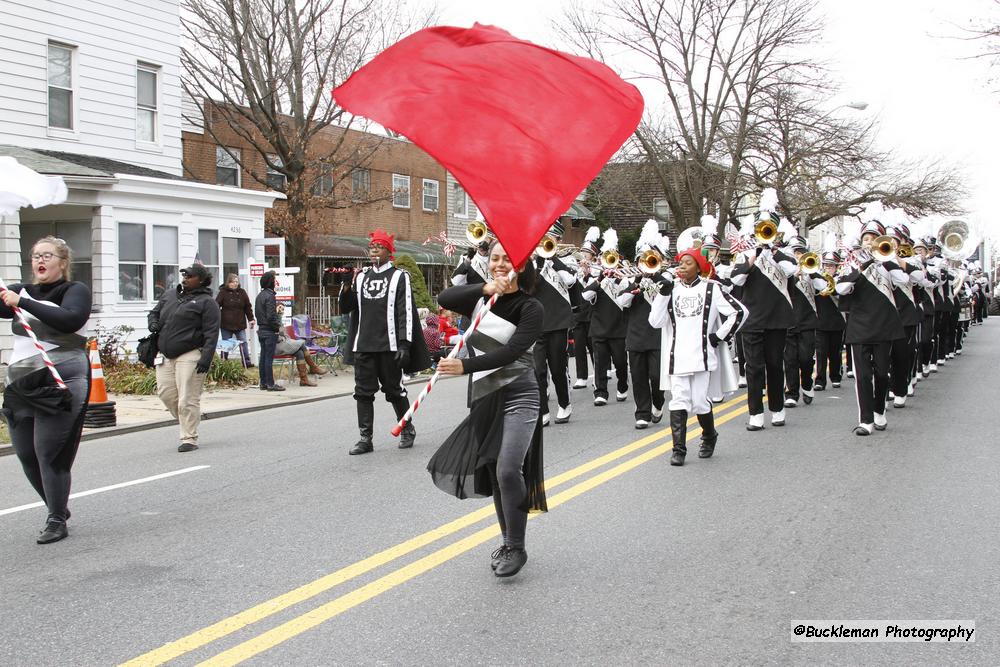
[392,174,410,208]
[351,168,370,201]
[312,164,333,196]
[653,198,671,230]
[453,182,468,218]
[118,223,146,301]
[20,221,92,290]
[266,155,286,190]
[422,179,439,212]
[198,229,220,281]
[216,147,240,186]
[152,226,179,301]
[136,64,159,143]
[47,43,74,129]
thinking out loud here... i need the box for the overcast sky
[435,0,999,242]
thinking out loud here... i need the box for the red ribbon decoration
[333,24,644,269]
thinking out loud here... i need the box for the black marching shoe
[494,547,528,578]
[37,519,68,544]
[349,438,374,455]
[177,442,198,453]
[491,545,509,571]
[697,412,718,459]
[398,423,416,449]
[669,409,687,466]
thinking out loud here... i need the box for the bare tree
[740,84,967,228]
[182,0,439,294]
[558,0,823,230]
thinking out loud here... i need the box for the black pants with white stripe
[572,320,594,382]
[593,337,628,400]
[533,329,570,416]
[628,349,664,421]
[852,342,891,425]
[742,328,786,416]
[814,329,844,387]
[783,327,816,400]
[890,327,916,397]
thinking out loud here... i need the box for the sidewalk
[0,367,433,457]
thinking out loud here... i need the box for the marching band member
[813,236,845,391]
[782,232,822,408]
[883,219,922,406]
[649,248,746,466]
[570,227,601,388]
[619,221,666,429]
[911,236,938,379]
[340,230,431,455]
[532,221,576,425]
[450,241,491,287]
[835,212,906,436]
[927,238,955,367]
[581,228,629,406]
[729,189,797,431]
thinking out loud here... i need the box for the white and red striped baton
[0,277,68,390]
[391,270,515,437]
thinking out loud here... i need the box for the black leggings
[488,376,539,550]
[3,356,89,523]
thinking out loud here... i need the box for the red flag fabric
[333,24,644,269]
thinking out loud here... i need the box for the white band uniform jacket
[648,277,747,377]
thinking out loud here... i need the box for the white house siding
[445,172,481,244]
[0,0,183,175]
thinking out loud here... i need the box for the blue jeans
[258,330,278,387]
[220,328,251,365]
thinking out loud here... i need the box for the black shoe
[266,384,286,392]
[349,439,374,455]
[37,519,68,544]
[697,412,717,458]
[802,394,813,405]
[669,409,688,466]
[490,545,509,571]
[670,450,685,466]
[177,442,198,453]
[494,547,528,577]
[259,384,268,390]
[398,424,415,449]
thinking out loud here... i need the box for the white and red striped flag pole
[391,269,515,437]
[0,277,69,390]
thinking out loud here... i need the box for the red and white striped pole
[0,277,69,390]
[391,270,515,437]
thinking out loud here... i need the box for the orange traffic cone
[84,339,117,428]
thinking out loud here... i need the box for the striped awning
[307,234,451,265]
[564,201,595,220]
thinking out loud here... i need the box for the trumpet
[798,252,821,274]
[870,235,897,263]
[754,219,778,245]
[466,221,489,245]
[536,234,559,259]
[818,271,836,297]
[636,249,663,275]
[600,249,621,270]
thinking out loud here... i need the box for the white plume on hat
[777,217,797,240]
[882,207,908,231]
[700,214,719,236]
[823,232,838,253]
[584,225,600,245]
[842,217,862,247]
[655,234,671,255]
[738,214,755,236]
[758,187,779,214]
[601,228,618,253]
[636,219,661,252]
[861,200,884,223]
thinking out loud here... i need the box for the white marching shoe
[541,413,551,427]
[770,409,786,427]
[847,370,855,378]
[874,412,887,431]
[651,406,663,424]
[635,419,649,430]
[616,391,628,402]
[594,396,607,406]
[893,396,906,408]
[784,398,798,408]
[572,378,588,389]
[738,375,747,388]
[555,404,572,424]
[929,363,938,372]
[907,382,915,397]
[854,423,874,436]
[746,413,765,431]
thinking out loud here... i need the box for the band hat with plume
[655,233,671,256]
[636,219,662,255]
[600,227,619,253]
[860,200,886,237]
[822,232,841,263]
[700,214,721,249]
[549,219,565,238]
[881,208,911,241]
[581,225,601,255]
[777,217,797,245]
[758,187,780,224]
[842,217,862,249]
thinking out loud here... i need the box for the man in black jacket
[148,264,221,452]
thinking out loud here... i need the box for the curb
[0,374,434,458]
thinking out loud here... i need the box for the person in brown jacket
[216,273,255,367]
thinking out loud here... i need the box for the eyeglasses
[31,252,58,262]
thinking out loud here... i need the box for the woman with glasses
[0,237,92,544]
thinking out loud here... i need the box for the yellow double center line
[123,396,749,666]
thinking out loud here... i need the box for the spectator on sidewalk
[148,264,220,452]
[216,273,255,367]
[274,312,328,386]
[254,271,284,392]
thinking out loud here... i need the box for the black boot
[697,411,718,458]
[669,409,687,466]
[350,400,374,455]
[391,397,416,449]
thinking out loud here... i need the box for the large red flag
[333,24,644,269]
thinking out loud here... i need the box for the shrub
[103,358,256,395]
[395,253,435,310]
[92,323,135,369]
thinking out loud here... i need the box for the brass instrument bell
[600,249,621,270]
[465,221,488,245]
[636,249,662,275]
[798,251,820,274]
[754,219,778,244]
[536,234,559,259]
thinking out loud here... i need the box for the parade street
[1,323,997,666]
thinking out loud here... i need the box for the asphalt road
[2,320,998,666]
